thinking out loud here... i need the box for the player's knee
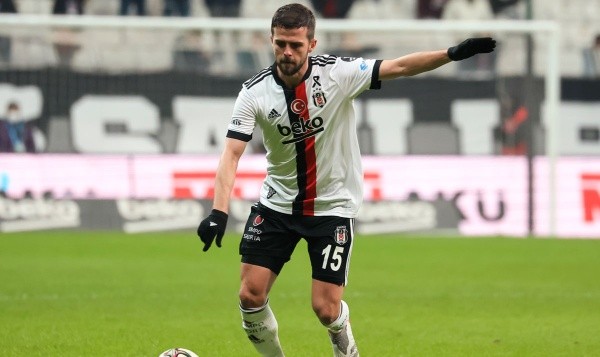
[239,286,268,309]
[312,300,340,325]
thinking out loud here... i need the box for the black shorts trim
[241,254,287,276]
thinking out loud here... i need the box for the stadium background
[1,1,600,356]
[0,0,599,238]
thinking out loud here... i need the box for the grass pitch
[1,231,599,356]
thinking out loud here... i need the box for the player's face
[271,26,316,77]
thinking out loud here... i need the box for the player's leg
[312,281,358,357]
[305,217,358,356]
[238,203,300,357]
[239,262,284,357]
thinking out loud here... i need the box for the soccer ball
[158,348,199,357]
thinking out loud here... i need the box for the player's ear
[309,39,317,53]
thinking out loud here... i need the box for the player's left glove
[447,37,496,61]
[197,209,228,252]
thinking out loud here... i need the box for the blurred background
[0,0,598,238]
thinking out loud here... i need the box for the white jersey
[227,55,382,218]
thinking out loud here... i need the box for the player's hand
[447,37,496,61]
[197,209,228,252]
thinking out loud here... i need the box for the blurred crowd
[0,0,598,78]
[0,0,526,19]
[0,0,598,156]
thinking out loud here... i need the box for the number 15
[321,245,344,271]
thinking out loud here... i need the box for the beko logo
[0,198,80,232]
[117,199,202,233]
[277,117,324,144]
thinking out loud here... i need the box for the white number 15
[321,245,344,271]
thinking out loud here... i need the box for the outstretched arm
[379,37,496,80]
[379,49,451,79]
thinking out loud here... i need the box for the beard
[277,57,306,76]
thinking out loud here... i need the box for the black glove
[197,209,228,252]
[447,37,496,61]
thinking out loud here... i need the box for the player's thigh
[239,203,301,275]
[239,263,278,307]
[304,217,355,286]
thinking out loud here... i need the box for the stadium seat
[46,117,76,153]
[451,99,500,155]
[10,31,57,68]
[17,0,53,14]
[241,0,314,18]
[85,0,119,15]
[407,122,460,155]
[156,119,179,153]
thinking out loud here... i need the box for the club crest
[312,90,327,108]
[334,226,348,245]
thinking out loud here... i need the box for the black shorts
[239,203,355,286]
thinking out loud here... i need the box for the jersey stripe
[311,56,337,67]
[244,67,272,89]
[297,82,318,216]
[284,82,317,216]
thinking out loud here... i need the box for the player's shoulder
[311,54,338,67]
[311,54,372,74]
[243,66,274,90]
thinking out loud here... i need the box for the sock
[325,300,359,357]
[325,300,350,332]
[240,299,285,357]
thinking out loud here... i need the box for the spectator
[53,0,86,14]
[201,0,242,74]
[309,0,375,57]
[442,0,495,76]
[0,102,38,153]
[120,0,146,15]
[164,0,191,17]
[204,0,241,17]
[310,0,355,19]
[417,0,449,19]
[0,0,16,14]
[583,34,600,78]
[52,0,85,68]
[489,0,522,19]
[172,30,211,72]
[0,0,17,64]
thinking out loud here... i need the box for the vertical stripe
[295,83,317,215]
[344,218,354,286]
[284,82,318,216]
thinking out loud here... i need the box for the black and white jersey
[227,55,382,218]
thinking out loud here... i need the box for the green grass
[1,232,599,356]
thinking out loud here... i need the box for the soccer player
[196,3,495,356]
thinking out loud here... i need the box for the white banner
[535,158,600,237]
[1,154,599,238]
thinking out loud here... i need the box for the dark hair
[7,101,19,110]
[271,3,316,40]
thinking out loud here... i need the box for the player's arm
[197,137,248,252]
[378,37,496,80]
[379,50,450,79]
[212,137,248,213]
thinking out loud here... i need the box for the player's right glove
[196,209,228,252]
[447,37,496,61]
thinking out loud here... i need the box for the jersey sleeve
[330,57,382,98]
[226,86,257,142]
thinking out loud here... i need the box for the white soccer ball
[158,348,199,357]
